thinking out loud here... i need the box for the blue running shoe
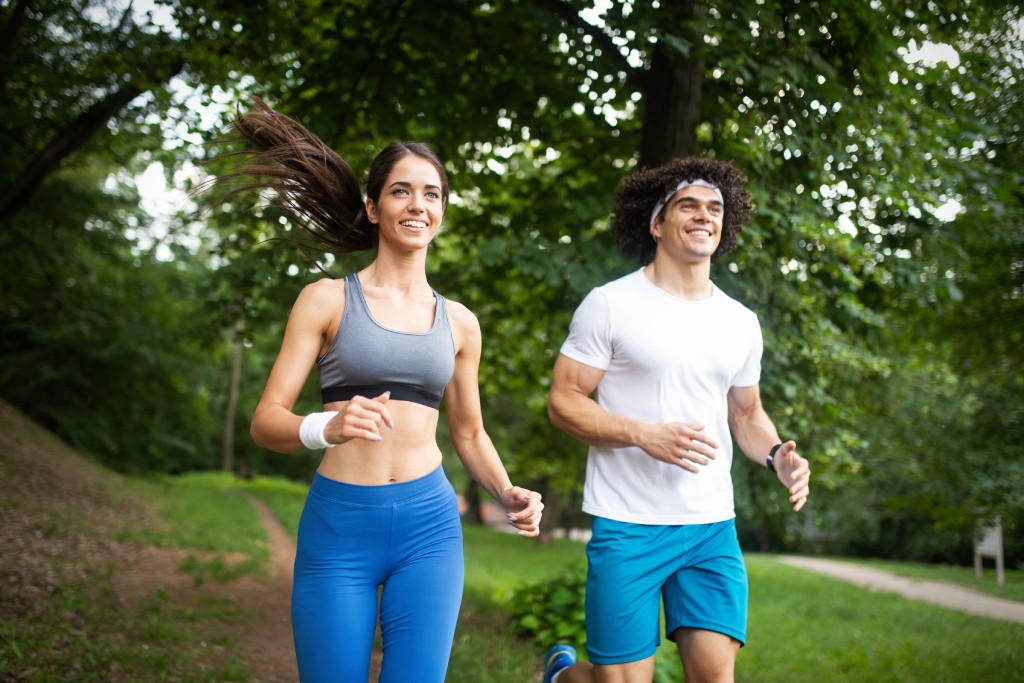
[543,644,577,683]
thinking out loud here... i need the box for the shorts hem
[586,647,658,666]
[666,622,746,648]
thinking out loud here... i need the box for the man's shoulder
[590,268,646,299]
[711,282,759,318]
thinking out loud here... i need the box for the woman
[221,98,543,682]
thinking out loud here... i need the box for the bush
[509,563,587,653]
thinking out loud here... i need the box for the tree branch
[0,0,33,92]
[0,56,185,229]
[531,0,644,91]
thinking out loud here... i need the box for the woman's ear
[365,198,379,224]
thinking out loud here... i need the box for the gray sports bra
[317,274,456,410]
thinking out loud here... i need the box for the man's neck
[643,256,713,301]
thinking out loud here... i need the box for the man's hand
[638,422,719,473]
[774,441,810,512]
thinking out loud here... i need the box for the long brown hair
[208,96,449,257]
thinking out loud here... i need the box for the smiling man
[543,157,811,683]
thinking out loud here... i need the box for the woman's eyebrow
[388,180,442,192]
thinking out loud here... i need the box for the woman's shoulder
[294,276,346,312]
[441,296,477,326]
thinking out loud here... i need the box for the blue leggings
[291,466,464,682]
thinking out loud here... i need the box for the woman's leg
[291,476,390,682]
[377,476,464,683]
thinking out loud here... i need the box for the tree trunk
[462,479,483,525]
[639,2,706,167]
[220,319,245,473]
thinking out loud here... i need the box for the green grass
[232,475,310,539]
[128,472,272,583]
[1,470,268,682]
[0,565,249,683]
[742,554,1023,682]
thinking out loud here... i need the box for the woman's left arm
[444,302,543,537]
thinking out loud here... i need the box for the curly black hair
[610,157,753,263]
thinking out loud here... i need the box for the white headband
[649,179,724,227]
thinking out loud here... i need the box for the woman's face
[366,155,445,251]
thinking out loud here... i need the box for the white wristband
[298,411,339,450]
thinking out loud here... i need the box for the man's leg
[555,657,655,683]
[675,628,741,683]
[547,518,676,683]
[662,519,748,683]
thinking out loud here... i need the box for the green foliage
[509,564,588,653]
[1,0,1022,562]
[0,174,222,473]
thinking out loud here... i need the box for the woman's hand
[500,486,544,537]
[323,392,394,445]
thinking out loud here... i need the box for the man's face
[650,185,724,262]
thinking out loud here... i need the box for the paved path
[776,555,1024,625]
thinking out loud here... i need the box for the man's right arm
[547,354,717,471]
[547,353,642,448]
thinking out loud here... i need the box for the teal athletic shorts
[584,516,747,664]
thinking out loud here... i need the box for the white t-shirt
[560,268,763,525]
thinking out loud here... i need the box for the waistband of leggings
[309,464,449,506]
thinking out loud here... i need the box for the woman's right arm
[250,281,338,453]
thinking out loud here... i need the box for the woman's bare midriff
[316,399,444,485]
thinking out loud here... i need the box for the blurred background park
[1,0,1022,680]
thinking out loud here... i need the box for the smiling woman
[203,96,544,683]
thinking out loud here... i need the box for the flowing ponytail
[210,96,378,254]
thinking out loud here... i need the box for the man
[543,157,811,683]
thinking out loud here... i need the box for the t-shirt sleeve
[559,289,614,371]
[732,312,763,387]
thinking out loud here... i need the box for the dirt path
[775,555,1024,624]
[231,494,300,683]
[236,494,383,683]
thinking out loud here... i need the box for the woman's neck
[362,248,431,295]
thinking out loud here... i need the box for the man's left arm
[727,384,811,512]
